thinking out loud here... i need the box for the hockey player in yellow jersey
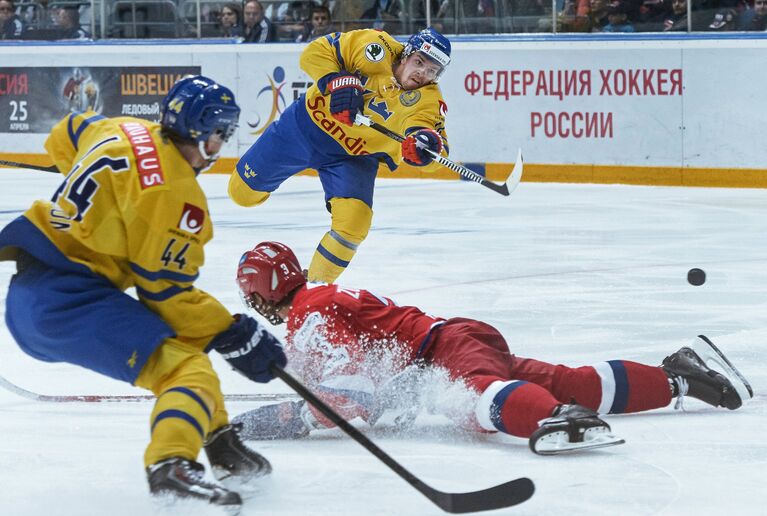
[230,27,452,283]
[0,76,288,509]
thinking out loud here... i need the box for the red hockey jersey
[285,282,445,413]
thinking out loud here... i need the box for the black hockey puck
[687,268,706,286]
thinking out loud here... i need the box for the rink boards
[0,35,765,187]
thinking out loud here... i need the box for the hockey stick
[0,373,298,403]
[271,364,535,513]
[0,159,59,173]
[354,114,523,197]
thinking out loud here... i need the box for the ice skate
[204,423,272,492]
[529,404,625,455]
[147,457,241,509]
[662,335,753,410]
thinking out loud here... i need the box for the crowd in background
[2,0,767,41]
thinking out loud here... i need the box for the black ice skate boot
[662,335,753,410]
[529,403,625,455]
[204,423,272,492]
[147,457,242,508]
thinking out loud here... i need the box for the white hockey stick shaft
[354,114,523,197]
[0,373,297,403]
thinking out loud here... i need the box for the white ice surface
[0,170,765,516]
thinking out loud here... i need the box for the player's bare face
[205,133,225,157]
[181,132,226,172]
[396,53,442,90]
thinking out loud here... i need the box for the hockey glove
[231,401,310,440]
[325,71,364,127]
[208,314,287,383]
[303,375,380,428]
[401,128,443,166]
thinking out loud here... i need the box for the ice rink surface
[0,169,765,516]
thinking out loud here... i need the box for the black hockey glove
[207,314,287,383]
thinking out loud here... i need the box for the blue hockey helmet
[402,27,452,82]
[161,75,240,143]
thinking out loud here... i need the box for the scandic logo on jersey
[178,203,205,234]
[306,96,369,155]
[119,122,165,189]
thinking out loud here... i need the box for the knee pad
[328,197,373,243]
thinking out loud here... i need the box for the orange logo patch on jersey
[120,122,164,189]
[438,100,448,117]
[178,203,205,234]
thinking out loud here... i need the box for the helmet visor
[413,52,447,82]
[200,105,240,142]
[417,42,450,82]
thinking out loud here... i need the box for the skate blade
[694,335,754,404]
[151,493,242,515]
[533,427,626,456]
[214,469,270,499]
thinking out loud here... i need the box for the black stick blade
[429,477,535,513]
[480,178,510,196]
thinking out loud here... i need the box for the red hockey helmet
[237,241,306,324]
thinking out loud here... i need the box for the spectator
[219,2,242,37]
[663,0,688,30]
[16,0,42,29]
[745,0,767,29]
[558,0,592,31]
[602,0,636,30]
[278,0,315,41]
[588,0,611,30]
[637,0,667,29]
[411,0,451,32]
[329,0,369,30]
[296,4,333,41]
[242,0,277,42]
[270,0,317,41]
[707,7,737,29]
[52,4,90,39]
[0,0,25,39]
[361,0,406,34]
[24,3,90,40]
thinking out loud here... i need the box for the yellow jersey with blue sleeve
[13,111,232,348]
[300,29,449,173]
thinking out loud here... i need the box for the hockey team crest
[399,90,421,107]
[364,43,385,62]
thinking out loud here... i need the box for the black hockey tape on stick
[271,364,535,513]
[0,159,59,173]
[354,114,523,197]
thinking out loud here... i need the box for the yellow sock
[144,386,212,467]
[307,197,372,283]
[136,341,226,468]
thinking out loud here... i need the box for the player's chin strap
[196,141,220,174]
[353,114,523,197]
